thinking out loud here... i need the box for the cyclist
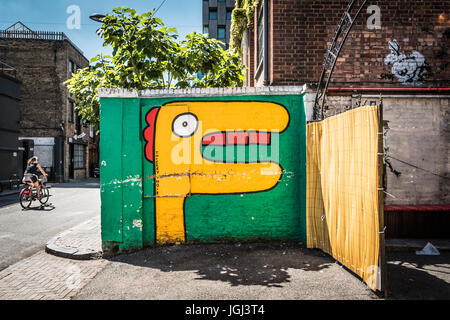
[23,156,47,200]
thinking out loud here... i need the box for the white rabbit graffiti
[384,40,430,86]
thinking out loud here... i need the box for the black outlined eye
[172,113,198,137]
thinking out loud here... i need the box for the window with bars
[74,144,85,169]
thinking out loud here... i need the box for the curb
[45,237,103,260]
[385,239,450,253]
[45,236,103,260]
[45,218,103,261]
[386,245,450,252]
[0,189,20,197]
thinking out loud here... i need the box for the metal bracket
[313,0,368,120]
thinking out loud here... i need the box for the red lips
[143,107,160,162]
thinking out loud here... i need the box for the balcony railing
[0,30,84,55]
[0,30,66,40]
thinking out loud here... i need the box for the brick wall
[0,39,64,137]
[0,39,88,135]
[0,38,93,180]
[243,0,450,87]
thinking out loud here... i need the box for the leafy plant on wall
[65,7,246,132]
[230,0,261,53]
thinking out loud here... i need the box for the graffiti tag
[384,40,430,86]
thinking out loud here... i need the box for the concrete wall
[383,97,449,205]
[315,92,450,205]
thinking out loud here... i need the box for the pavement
[45,216,102,260]
[0,250,108,300]
[41,219,449,300]
[0,178,108,300]
[0,178,101,271]
[1,182,449,300]
[43,214,450,262]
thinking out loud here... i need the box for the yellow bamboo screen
[306,106,380,291]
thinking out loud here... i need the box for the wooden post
[377,98,388,298]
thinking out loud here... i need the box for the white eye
[172,113,198,137]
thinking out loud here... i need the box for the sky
[0,0,203,61]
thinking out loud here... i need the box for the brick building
[202,0,235,48]
[0,22,98,182]
[234,0,450,88]
[232,1,450,238]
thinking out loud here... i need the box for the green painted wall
[100,94,306,251]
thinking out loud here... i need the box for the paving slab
[0,251,108,300]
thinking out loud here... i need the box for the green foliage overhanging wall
[230,0,262,53]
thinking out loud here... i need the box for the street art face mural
[384,39,430,86]
[143,101,290,244]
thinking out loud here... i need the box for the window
[209,10,217,20]
[203,25,209,35]
[226,10,232,20]
[74,144,85,169]
[75,111,82,134]
[257,4,264,69]
[218,26,226,39]
[218,0,225,2]
[68,59,77,78]
[68,60,73,78]
[68,100,74,123]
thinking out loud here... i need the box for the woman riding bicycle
[23,156,47,200]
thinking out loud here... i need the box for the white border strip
[98,85,311,98]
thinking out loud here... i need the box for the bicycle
[19,175,50,209]
[9,174,21,189]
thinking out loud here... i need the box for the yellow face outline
[144,101,290,244]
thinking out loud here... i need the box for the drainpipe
[327,87,450,92]
[263,0,269,86]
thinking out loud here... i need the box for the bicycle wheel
[19,187,33,209]
[39,186,49,205]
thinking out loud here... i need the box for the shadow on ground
[110,241,333,288]
[0,194,19,207]
[387,252,450,300]
[21,203,56,212]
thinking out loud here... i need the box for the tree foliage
[66,7,246,131]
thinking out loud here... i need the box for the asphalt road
[0,179,100,271]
